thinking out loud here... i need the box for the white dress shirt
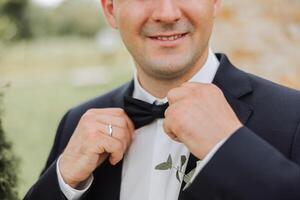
[57,49,228,200]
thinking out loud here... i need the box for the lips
[149,33,188,41]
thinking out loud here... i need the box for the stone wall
[211,0,300,89]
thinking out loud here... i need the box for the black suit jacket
[25,54,300,200]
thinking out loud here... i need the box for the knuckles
[84,128,101,142]
[78,109,130,145]
[81,110,96,122]
[113,108,126,116]
[166,88,177,104]
[117,118,127,128]
[168,83,223,103]
[114,139,125,152]
[118,130,128,141]
[192,83,223,99]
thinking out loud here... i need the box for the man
[25,0,300,199]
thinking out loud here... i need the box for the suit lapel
[213,53,253,125]
[179,53,253,198]
[113,80,135,110]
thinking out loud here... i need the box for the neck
[136,48,209,99]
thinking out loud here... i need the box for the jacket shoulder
[70,80,131,117]
[245,72,300,129]
[247,73,300,105]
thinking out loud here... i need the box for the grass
[0,37,133,198]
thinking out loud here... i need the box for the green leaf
[155,162,171,170]
[167,154,172,166]
[180,155,187,169]
[183,168,196,184]
[176,170,181,183]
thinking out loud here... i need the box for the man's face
[102,0,220,79]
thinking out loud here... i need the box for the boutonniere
[155,154,196,186]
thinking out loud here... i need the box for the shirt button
[154,99,167,105]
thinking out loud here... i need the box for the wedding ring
[108,124,113,137]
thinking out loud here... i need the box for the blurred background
[0,0,299,198]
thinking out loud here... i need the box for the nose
[151,0,182,23]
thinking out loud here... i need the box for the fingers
[92,133,125,165]
[167,82,201,104]
[167,82,218,105]
[82,108,135,165]
[162,114,182,143]
[60,108,135,187]
[167,87,190,105]
[88,108,135,134]
[95,114,130,131]
[82,123,129,165]
[96,122,131,153]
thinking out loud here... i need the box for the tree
[0,0,31,42]
[0,89,19,200]
[28,0,104,38]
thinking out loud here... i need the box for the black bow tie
[124,95,169,129]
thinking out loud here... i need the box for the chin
[145,55,198,79]
[144,63,194,80]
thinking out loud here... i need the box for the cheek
[116,3,148,36]
[181,0,215,28]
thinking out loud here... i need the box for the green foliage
[155,154,195,187]
[155,154,173,170]
[0,0,31,42]
[28,0,105,38]
[0,0,103,41]
[0,16,17,42]
[0,89,19,200]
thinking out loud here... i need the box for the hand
[59,108,134,188]
[163,82,242,159]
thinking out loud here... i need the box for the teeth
[155,34,184,41]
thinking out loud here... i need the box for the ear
[101,0,118,29]
[213,0,221,18]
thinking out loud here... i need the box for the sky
[31,0,64,7]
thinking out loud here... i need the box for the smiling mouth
[149,33,188,41]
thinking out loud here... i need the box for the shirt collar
[132,49,220,104]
